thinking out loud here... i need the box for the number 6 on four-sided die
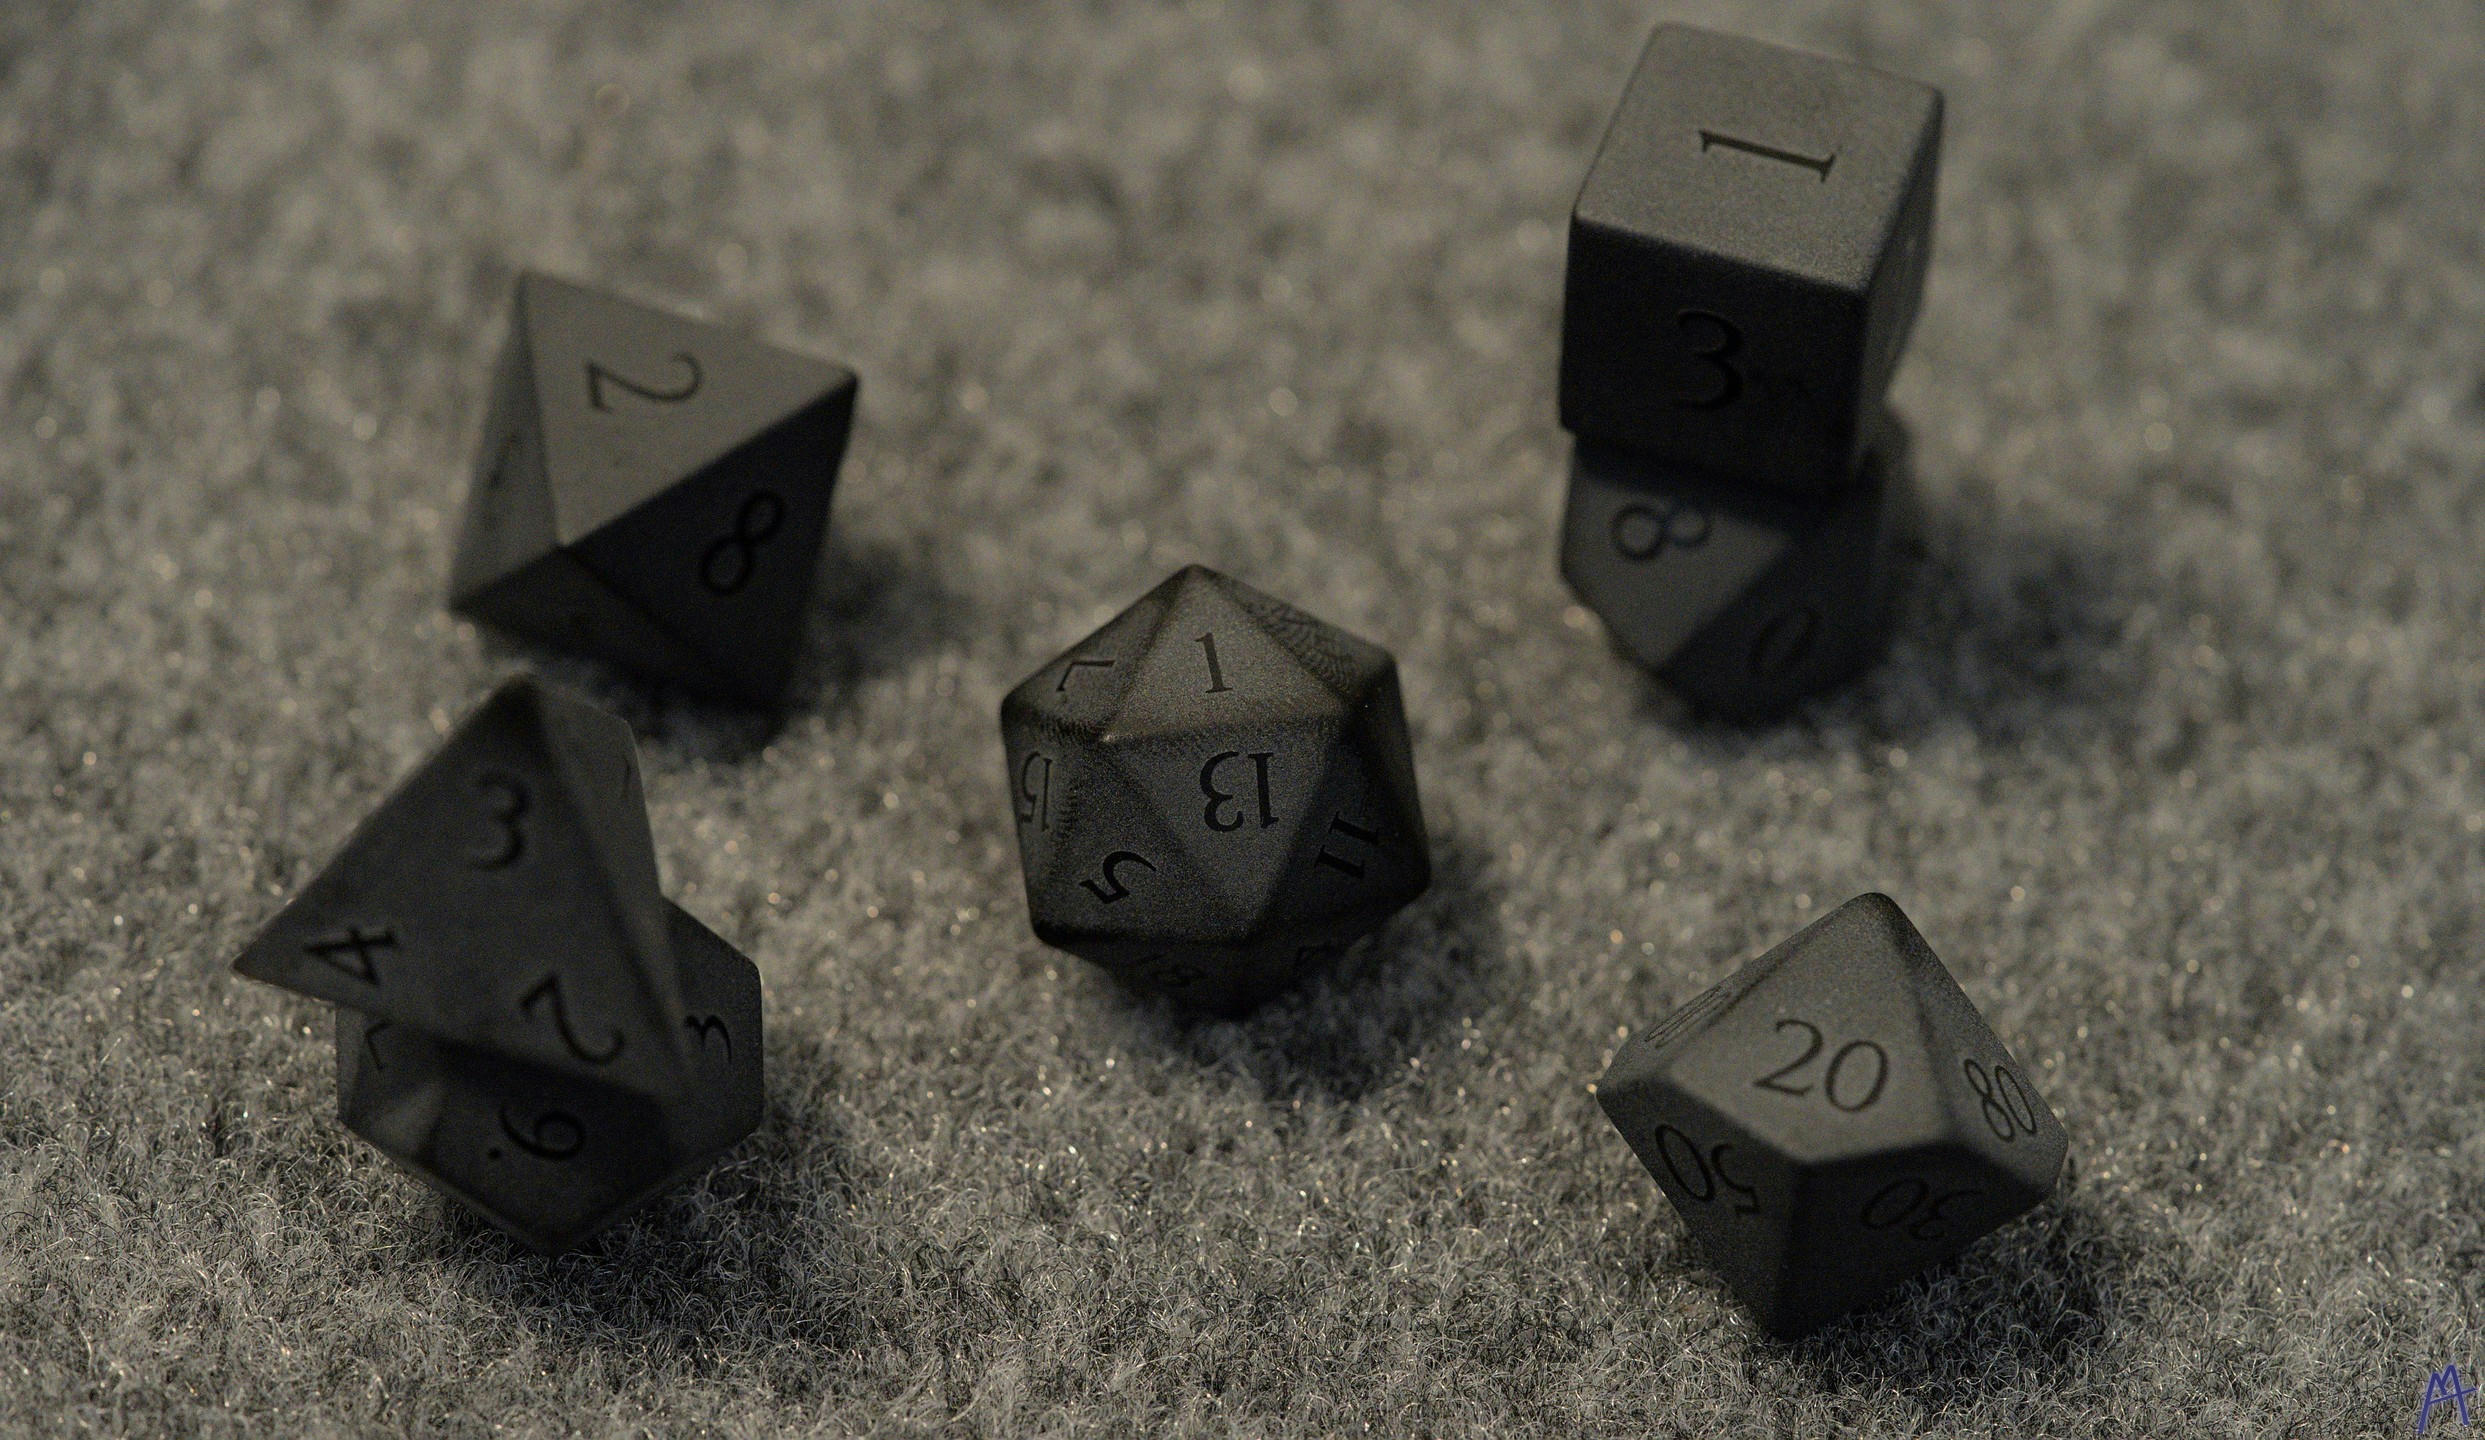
[232,678,761,1252]
[1596,894,2065,1337]
[448,272,859,708]
[1000,565,1431,1015]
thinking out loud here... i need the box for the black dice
[233,677,762,1252]
[1596,894,2065,1338]
[1559,24,1941,497]
[449,272,859,708]
[1559,420,1913,721]
[1000,565,1430,1014]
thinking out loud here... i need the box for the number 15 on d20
[448,272,860,709]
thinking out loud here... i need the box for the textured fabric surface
[4,1,2484,1434]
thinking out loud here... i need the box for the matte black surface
[1596,895,2066,1338]
[235,678,763,1252]
[1559,24,1940,496]
[1559,421,1914,720]
[1000,565,1429,1014]
[448,272,859,707]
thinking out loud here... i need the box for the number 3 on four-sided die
[1000,565,1431,1015]
[233,678,762,1252]
[1596,894,2065,1337]
[449,272,859,707]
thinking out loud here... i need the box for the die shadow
[1625,477,2153,755]
[1085,833,1511,1107]
[477,529,969,766]
[420,1029,876,1396]
[1777,1183,2128,1407]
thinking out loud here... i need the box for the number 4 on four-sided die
[1597,894,2065,1337]
[449,272,859,708]
[1001,565,1430,1015]
[233,678,762,1253]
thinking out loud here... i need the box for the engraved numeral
[1859,1178,1980,1242]
[684,1013,733,1060]
[1674,309,1745,410]
[1610,498,1713,561]
[360,1019,392,1072]
[1652,1125,1763,1216]
[1697,128,1835,181]
[699,489,787,596]
[1195,632,1232,693]
[1748,606,1821,678]
[493,1104,586,1161]
[1200,751,1277,832]
[1016,752,1054,831]
[585,352,702,411]
[1962,1058,2042,1142]
[519,974,626,1064]
[304,927,396,985]
[1056,658,1116,693]
[469,772,529,870]
[1753,1019,1888,1112]
[1082,851,1157,904]
[1314,816,1380,879]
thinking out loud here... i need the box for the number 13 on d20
[448,271,860,709]
[1596,894,2064,1338]
[1558,23,1941,498]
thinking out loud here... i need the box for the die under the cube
[1560,24,1942,498]
[234,677,762,1253]
[1000,565,1430,1014]
[449,272,858,708]
[1559,416,1915,720]
[1597,894,2065,1337]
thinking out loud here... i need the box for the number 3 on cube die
[1560,25,1942,497]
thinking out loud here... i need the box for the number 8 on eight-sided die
[1000,566,1430,1014]
[233,678,762,1252]
[1596,894,2065,1337]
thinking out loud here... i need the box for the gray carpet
[4,0,2483,1433]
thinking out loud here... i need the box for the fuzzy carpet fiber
[4,1,2484,1434]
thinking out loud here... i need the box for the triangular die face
[1023,759,1249,953]
[1661,897,1946,1165]
[1263,726,1430,937]
[455,549,741,697]
[998,721,1121,905]
[528,682,671,990]
[234,680,688,1099]
[566,386,852,707]
[1003,583,1178,738]
[1655,438,1905,719]
[1561,441,1797,673]
[1104,712,1343,935]
[517,272,857,547]
[347,1018,688,1254]
[660,902,766,1163]
[1108,569,1345,740]
[1598,1077,1798,1329]
[448,332,559,607]
[1212,570,1392,703]
[1776,1143,2015,1337]
[1902,938,2068,1195]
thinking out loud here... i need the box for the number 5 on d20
[448,272,859,709]
[1596,894,2065,1338]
